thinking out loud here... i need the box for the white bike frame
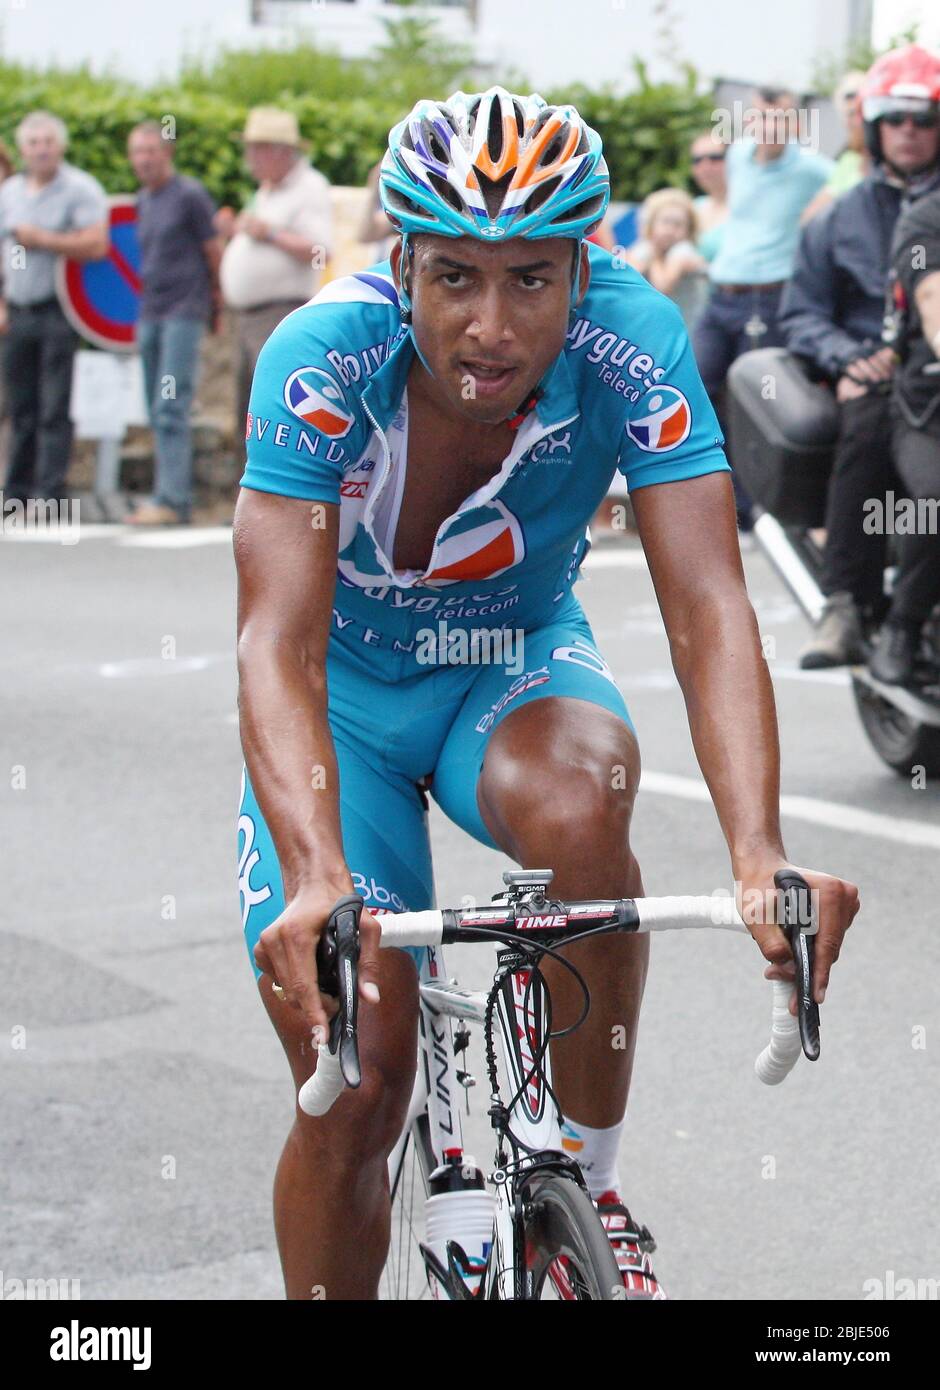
[386,938,569,1299]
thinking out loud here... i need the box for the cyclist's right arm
[234,487,381,1036]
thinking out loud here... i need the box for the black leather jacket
[778,171,912,381]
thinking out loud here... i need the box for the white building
[4,0,874,95]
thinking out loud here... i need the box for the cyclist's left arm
[612,291,860,1003]
[633,471,859,1004]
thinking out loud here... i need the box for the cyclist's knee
[478,701,640,853]
[260,949,418,1161]
[294,1054,415,1166]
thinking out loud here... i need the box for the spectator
[0,111,108,504]
[0,138,17,472]
[357,160,395,261]
[692,87,833,528]
[869,163,940,682]
[802,70,870,222]
[689,130,729,262]
[625,188,708,330]
[781,46,940,670]
[218,107,333,450]
[828,69,870,195]
[127,121,221,527]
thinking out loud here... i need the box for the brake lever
[315,893,364,1089]
[774,869,820,1062]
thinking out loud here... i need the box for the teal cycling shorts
[237,592,634,980]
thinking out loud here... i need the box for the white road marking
[772,663,851,687]
[582,547,649,568]
[1,523,234,547]
[0,523,117,543]
[117,527,233,548]
[98,653,231,678]
[619,663,848,690]
[641,769,940,850]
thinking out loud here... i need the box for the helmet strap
[398,233,415,325]
[569,239,584,319]
[396,234,438,376]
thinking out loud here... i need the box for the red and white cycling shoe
[547,1191,666,1300]
[595,1190,667,1299]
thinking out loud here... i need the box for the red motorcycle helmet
[860,44,940,161]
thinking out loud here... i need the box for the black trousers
[889,406,940,627]
[821,389,897,611]
[2,300,77,501]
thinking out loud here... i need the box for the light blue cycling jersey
[238,242,732,979]
[240,242,730,678]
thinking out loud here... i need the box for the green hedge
[0,52,715,208]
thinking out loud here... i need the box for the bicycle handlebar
[299,875,819,1117]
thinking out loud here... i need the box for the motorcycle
[726,347,940,777]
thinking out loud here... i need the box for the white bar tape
[297,912,444,1117]
[754,979,802,1085]
[376,910,445,948]
[298,1046,345,1117]
[635,895,749,933]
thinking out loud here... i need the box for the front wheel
[851,674,940,777]
[521,1173,622,1301]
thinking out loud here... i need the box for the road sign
[70,350,148,440]
[56,195,140,352]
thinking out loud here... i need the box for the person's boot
[799,591,864,669]
[869,621,919,685]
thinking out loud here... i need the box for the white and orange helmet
[379,86,610,243]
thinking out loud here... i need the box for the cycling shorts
[237,592,634,979]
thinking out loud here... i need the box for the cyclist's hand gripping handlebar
[754,869,820,1084]
[298,894,363,1117]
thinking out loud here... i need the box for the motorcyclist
[778,45,940,669]
[869,183,940,682]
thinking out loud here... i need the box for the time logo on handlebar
[516,913,568,930]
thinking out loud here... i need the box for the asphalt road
[2,521,938,1301]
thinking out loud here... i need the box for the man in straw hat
[218,107,333,456]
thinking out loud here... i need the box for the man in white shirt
[218,107,333,453]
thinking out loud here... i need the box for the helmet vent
[427,169,466,214]
[477,170,513,219]
[525,175,562,213]
[541,129,568,165]
[486,97,504,162]
[425,124,450,165]
[549,191,606,227]
[385,185,429,223]
[530,107,556,139]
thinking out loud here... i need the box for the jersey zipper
[359,395,580,589]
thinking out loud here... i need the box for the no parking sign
[56,195,140,352]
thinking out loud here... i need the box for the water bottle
[423,1150,495,1299]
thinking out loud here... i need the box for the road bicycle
[301,867,821,1301]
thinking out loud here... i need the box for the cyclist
[235,88,860,1300]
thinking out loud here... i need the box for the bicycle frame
[387,937,573,1299]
